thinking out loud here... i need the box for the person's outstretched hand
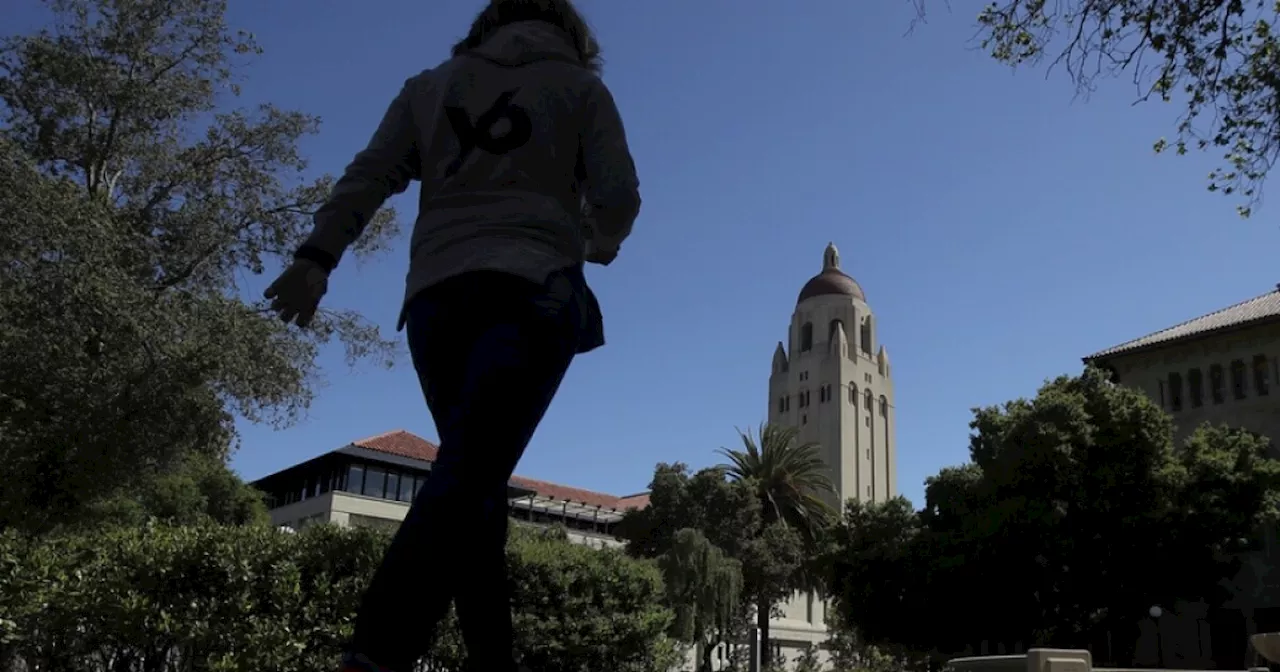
[264,258,329,328]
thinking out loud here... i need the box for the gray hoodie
[297,21,641,331]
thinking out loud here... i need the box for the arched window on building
[1253,354,1271,396]
[864,389,873,411]
[800,322,814,352]
[849,384,857,405]
[879,396,888,416]
[1230,359,1248,400]
[1188,368,1204,408]
[1210,364,1225,404]
[1168,371,1184,411]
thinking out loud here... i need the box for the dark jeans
[349,269,582,672]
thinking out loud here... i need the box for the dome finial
[823,242,840,270]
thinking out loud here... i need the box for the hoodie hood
[469,20,583,68]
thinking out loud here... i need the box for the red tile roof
[1085,288,1280,361]
[353,429,439,461]
[350,430,647,512]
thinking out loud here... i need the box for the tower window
[1231,359,1248,399]
[864,389,873,411]
[859,319,872,355]
[800,322,814,352]
[1168,372,1183,412]
[1254,355,1271,396]
[802,414,807,425]
[778,397,786,413]
[1188,368,1204,408]
[849,384,857,404]
[879,396,888,416]
[819,386,827,403]
[1210,364,1225,404]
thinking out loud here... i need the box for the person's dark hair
[452,0,602,73]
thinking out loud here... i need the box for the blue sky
[16,1,1280,508]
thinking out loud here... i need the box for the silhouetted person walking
[263,1,640,670]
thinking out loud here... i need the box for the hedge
[0,522,679,672]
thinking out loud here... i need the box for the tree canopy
[968,0,1280,217]
[0,0,402,532]
[617,462,764,663]
[828,367,1280,663]
[618,457,819,669]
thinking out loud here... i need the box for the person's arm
[294,78,421,273]
[579,78,640,258]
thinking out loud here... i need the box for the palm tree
[717,423,836,667]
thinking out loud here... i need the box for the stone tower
[767,243,896,508]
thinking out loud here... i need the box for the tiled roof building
[1083,285,1280,449]
[252,430,647,549]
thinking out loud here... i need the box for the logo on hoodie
[444,89,533,177]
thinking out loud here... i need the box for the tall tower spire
[767,242,896,508]
[823,242,840,271]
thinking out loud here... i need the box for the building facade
[1083,286,1280,668]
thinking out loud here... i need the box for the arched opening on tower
[800,322,814,352]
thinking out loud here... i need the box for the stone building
[253,429,647,550]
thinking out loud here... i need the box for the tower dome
[797,242,865,304]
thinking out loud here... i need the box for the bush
[0,522,677,672]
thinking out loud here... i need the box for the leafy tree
[0,0,401,533]
[80,451,271,529]
[659,528,744,672]
[617,463,767,665]
[826,496,930,653]
[967,0,1280,217]
[719,424,837,665]
[618,463,762,561]
[829,367,1280,664]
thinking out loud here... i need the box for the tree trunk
[758,598,771,669]
[700,638,715,672]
